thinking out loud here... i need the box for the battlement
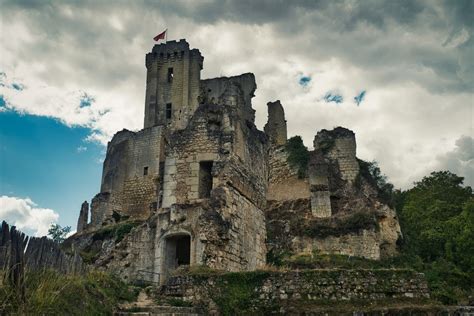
[146,39,203,68]
[144,39,202,130]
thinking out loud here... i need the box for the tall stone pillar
[77,201,89,233]
[264,100,287,146]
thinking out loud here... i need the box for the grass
[0,269,137,315]
[93,220,140,243]
[210,271,271,316]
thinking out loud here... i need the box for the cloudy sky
[0,0,472,236]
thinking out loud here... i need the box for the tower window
[143,166,148,175]
[166,103,172,120]
[167,67,173,83]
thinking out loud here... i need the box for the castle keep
[72,40,401,282]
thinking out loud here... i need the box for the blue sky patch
[354,90,366,106]
[0,111,104,228]
[324,92,343,104]
[79,93,95,108]
[299,76,311,87]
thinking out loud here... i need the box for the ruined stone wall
[314,127,359,183]
[144,39,203,130]
[267,147,310,201]
[90,126,163,229]
[266,197,401,260]
[308,152,332,217]
[264,100,287,146]
[200,73,256,123]
[292,230,382,260]
[203,186,266,271]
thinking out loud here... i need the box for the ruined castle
[71,40,401,282]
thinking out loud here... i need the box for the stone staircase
[114,305,202,316]
[114,288,204,316]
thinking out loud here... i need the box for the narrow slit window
[143,166,148,176]
[199,161,213,198]
[167,67,174,83]
[166,103,172,120]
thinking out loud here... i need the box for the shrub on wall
[286,136,309,178]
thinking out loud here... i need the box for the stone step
[114,305,203,316]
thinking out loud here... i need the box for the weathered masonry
[72,39,402,282]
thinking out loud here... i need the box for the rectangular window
[167,67,173,83]
[143,166,148,175]
[166,103,172,120]
[198,161,213,198]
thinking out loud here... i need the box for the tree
[397,171,473,304]
[47,224,71,243]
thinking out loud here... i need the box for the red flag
[153,29,167,41]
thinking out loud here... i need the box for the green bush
[286,136,309,178]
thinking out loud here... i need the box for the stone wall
[308,152,332,218]
[200,73,256,123]
[267,147,310,201]
[89,126,163,229]
[266,198,401,260]
[160,269,430,314]
[155,100,268,278]
[314,127,359,183]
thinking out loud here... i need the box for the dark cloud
[0,0,472,188]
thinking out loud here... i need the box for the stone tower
[144,39,203,130]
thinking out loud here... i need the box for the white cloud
[0,196,59,237]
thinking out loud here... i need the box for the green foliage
[211,271,270,315]
[93,221,140,243]
[357,159,394,205]
[286,136,309,178]
[397,171,474,304]
[0,270,137,315]
[47,224,71,243]
[303,211,378,238]
[79,221,140,264]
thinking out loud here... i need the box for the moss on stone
[211,271,271,315]
[303,211,378,238]
[285,136,309,178]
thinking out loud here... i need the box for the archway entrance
[163,234,191,276]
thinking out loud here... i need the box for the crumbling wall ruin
[266,127,401,260]
[264,100,287,146]
[89,126,164,229]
